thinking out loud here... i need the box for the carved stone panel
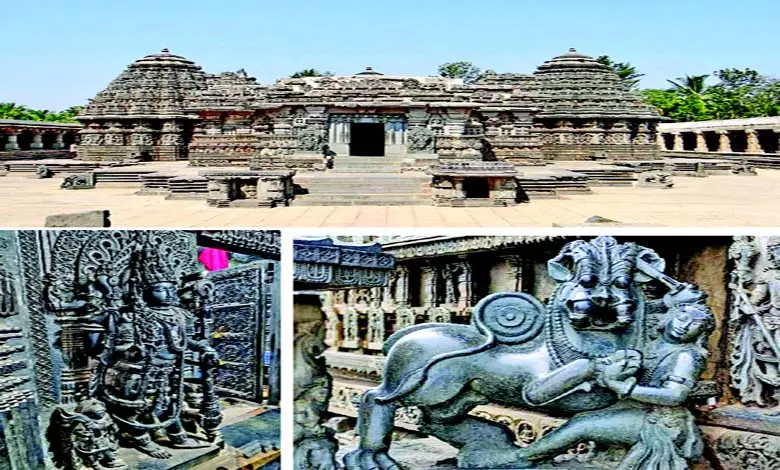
[207,261,279,404]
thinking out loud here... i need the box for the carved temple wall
[75,49,664,167]
[76,118,193,162]
[317,235,780,469]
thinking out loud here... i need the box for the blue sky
[4,0,779,110]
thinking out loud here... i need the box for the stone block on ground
[44,209,111,227]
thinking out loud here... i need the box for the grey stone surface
[43,209,111,227]
[342,236,715,470]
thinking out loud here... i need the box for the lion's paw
[343,449,402,470]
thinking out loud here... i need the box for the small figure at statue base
[48,399,128,470]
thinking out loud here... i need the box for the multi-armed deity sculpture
[44,232,222,469]
[344,236,715,470]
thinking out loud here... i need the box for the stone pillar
[293,293,338,470]
[421,262,439,307]
[718,131,732,153]
[746,129,762,153]
[454,256,473,309]
[776,129,780,154]
[656,133,665,149]
[52,133,65,150]
[4,132,19,151]
[507,255,525,292]
[394,265,410,307]
[672,132,683,151]
[695,131,707,152]
[30,133,44,150]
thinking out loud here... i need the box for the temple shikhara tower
[75,48,663,167]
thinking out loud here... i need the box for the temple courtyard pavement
[2,169,779,228]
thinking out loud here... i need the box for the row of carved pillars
[660,128,780,154]
[0,129,76,151]
[333,255,529,352]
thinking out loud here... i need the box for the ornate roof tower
[532,48,660,120]
[80,49,206,120]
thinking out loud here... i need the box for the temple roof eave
[76,114,199,122]
[0,119,81,129]
[535,113,665,121]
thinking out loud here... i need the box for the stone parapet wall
[542,143,660,160]
[76,145,185,162]
[0,150,71,160]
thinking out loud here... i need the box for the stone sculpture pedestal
[116,444,222,470]
[202,170,295,207]
[429,161,519,206]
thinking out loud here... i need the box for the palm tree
[667,75,709,95]
[596,56,644,89]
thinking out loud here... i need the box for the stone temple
[76,48,663,168]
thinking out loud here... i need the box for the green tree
[438,61,483,84]
[289,69,333,78]
[596,55,644,89]
[667,75,710,95]
[0,103,83,122]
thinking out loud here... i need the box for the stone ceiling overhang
[381,235,566,260]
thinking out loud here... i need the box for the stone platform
[115,402,279,470]
[336,434,609,470]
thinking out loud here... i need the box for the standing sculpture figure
[517,284,715,469]
[90,245,221,459]
[731,237,780,408]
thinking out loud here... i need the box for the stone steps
[167,176,208,199]
[330,156,405,173]
[93,171,156,184]
[567,169,637,186]
[294,173,431,205]
[4,162,101,174]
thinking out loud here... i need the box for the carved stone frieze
[383,235,561,260]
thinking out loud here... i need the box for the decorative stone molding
[383,236,561,260]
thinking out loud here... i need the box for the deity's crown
[138,245,179,285]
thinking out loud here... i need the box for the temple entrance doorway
[349,122,385,156]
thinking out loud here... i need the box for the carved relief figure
[44,233,223,462]
[294,320,338,470]
[89,244,221,458]
[297,128,324,152]
[343,236,709,470]
[517,285,715,469]
[48,399,127,470]
[407,127,435,152]
[731,237,780,408]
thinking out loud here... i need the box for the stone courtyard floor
[1,170,779,228]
